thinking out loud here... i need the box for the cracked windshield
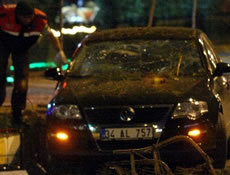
[71,40,205,79]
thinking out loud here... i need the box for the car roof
[83,26,203,43]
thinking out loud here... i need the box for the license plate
[100,127,154,140]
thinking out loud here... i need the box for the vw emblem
[120,107,135,122]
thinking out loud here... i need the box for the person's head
[16,0,35,25]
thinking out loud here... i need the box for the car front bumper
[46,121,217,167]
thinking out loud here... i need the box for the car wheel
[213,113,227,169]
[96,163,126,175]
[45,154,65,175]
[228,138,230,158]
[35,127,65,175]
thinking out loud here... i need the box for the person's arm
[42,24,68,67]
[47,30,62,52]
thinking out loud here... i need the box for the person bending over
[0,0,67,127]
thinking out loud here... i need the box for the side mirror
[44,67,65,81]
[213,62,230,77]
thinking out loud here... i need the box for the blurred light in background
[51,25,96,37]
[77,0,84,7]
[7,60,70,84]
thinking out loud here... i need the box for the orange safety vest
[0,4,48,51]
[0,4,47,36]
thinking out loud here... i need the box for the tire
[213,113,227,169]
[45,155,68,175]
[96,164,127,175]
[43,138,69,175]
[228,139,230,158]
[36,128,66,175]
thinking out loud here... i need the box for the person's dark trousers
[11,51,29,124]
[0,41,10,106]
[0,41,29,125]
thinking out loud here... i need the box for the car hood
[56,76,211,106]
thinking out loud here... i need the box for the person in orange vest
[0,0,67,128]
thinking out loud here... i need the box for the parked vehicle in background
[38,27,230,174]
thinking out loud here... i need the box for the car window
[69,39,206,80]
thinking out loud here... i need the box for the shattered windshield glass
[69,39,206,80]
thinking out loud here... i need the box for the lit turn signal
[187,129,201,137]
[56,132,69,141]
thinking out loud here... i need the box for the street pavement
[0,70,56,175]
[2,70,56,113]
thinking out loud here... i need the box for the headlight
[54,105,82,120]
[172,100,208,120]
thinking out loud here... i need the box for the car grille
[83,105,174,125]
[83,105,174,151]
